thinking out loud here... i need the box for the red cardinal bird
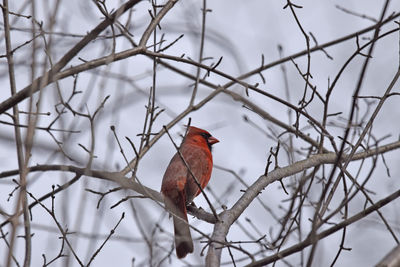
[161,126,219,258]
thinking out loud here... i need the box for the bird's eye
[200,132,211,139]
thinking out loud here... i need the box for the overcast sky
[1,1,400,266]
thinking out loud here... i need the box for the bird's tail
[164,193,194,258]
[173,209,194,258]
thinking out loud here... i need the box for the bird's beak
[208,136,219,145]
